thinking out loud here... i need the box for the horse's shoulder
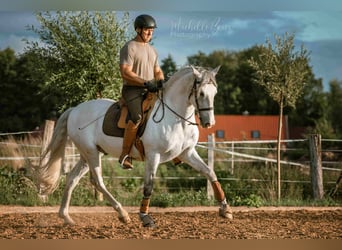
[86,98,116,106]
[95,98,116,103]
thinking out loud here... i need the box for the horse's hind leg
[87,152,131,224]
[59,157,89,225]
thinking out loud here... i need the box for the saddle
[102,92,157,159]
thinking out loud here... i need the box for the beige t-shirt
[120,40,159,85]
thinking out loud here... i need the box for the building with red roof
[198,115,289,142]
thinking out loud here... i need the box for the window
[216,130,225,139]
[251,130,260,139]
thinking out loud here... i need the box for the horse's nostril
[204,123,212,128]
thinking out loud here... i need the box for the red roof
[198,115,288,142]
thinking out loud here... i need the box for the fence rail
[1,130,341,199]
[1,130,342,172]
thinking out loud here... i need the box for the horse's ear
[190,65,202,79]
[212,65,221,76]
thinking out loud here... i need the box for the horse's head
[189,65,220,128]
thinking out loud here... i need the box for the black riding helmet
[134,14,157,30]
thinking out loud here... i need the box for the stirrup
[119,155,134,170]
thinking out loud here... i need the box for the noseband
[189,78,214,112]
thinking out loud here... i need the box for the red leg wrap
[211,181,225,202]
[140,197,150,214]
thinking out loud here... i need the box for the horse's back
[70,99,114,120]
[67,99,115,143]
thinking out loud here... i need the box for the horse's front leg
[181,149,233,220]
[139,159,159,227]
[211,180,233,219]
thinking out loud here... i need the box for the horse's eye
[200,92,205,97]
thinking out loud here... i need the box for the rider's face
[139,28,154,42]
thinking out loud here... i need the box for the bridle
[190,78,214,110]
[153,77,214,126]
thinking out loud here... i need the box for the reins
[79,71,215,130]
[152,77,213,126]
[153,88,198,126]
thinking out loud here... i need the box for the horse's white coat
[38,65,231,225]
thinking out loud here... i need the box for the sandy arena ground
[0,206,341,239]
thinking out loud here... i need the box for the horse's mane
[167,66,192,81]
[166,65,203,82]
[165,65,217,88]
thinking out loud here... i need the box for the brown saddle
[102,93,157,159]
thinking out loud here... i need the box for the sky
[0,2,342,91]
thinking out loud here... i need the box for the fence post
[230,142,234,175]
[309,134,324,200]
[207,133,215,199]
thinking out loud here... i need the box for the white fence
[1,131,341,171]
[198,138,342,172]
[1,130,342,199]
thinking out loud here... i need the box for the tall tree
[161,54,177,80]
[0,48,19,132]
[187,50,241,114]
[248,32,310,200]
[327,79,342,137]
[287,70,335,138]
[0,48,56,132]
[235,46,279,115]
[26,11,131,111]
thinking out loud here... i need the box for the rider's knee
[130,113,142,125]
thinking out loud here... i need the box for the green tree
[187,50,240,114]
[327,79,342,137]
[161,54,177,80]
[248,32,310,200]
[0,48,57,132]
[20,50,63,122]
[0,48,19,132]
[187,51,209,66]
[287,70,335,138]
[26,11,131,111]
[186,47,325,135]
[235,46,280,115]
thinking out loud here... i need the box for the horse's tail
[37,108,73,195]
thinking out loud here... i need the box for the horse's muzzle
[202,121,215,129]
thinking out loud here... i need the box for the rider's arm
[120,64,146,87]
[154,65,164,81]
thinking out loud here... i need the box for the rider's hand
[144,81,159,92]
[157,79,165,89]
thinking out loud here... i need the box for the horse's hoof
[63,218,76,226]
[59,212,76,226]
[118,215,131,224]
[219,207,233,220]
[140,214,156,228]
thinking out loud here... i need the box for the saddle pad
[102,92,158,138]
[102,102,125,137]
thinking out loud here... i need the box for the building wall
[198,115,288,142]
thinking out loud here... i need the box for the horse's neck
[163,72,195,116]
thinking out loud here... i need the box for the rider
[119,14,164,170]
